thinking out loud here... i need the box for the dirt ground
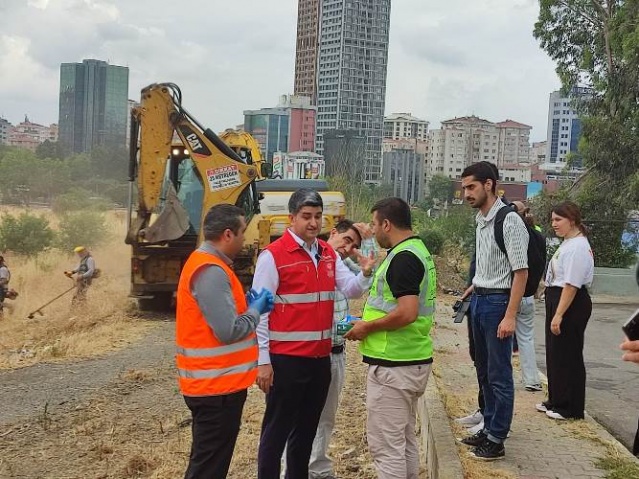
[0,315,381,479]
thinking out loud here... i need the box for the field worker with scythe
[176,204,274,479]
[252,188,376,479]
[64,246,96,305]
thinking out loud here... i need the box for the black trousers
[257,354,331,479]
[545,286,592,419]
[183,390,247,479]
[467,308,485,414]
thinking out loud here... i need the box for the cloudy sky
[0,0,559,141]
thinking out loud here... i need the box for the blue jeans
[471,293,514,442]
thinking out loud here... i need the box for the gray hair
[288,188,323,214]
[202,204,245,241]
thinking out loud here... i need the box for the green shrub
[419,229,445,255]
[0,212,55,256]
[56,211,109,250]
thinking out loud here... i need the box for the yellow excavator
[125,83,270,309]
[126,83,345,310]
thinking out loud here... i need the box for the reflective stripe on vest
[274,291,335,304]
[269,329,333,341]
[176,336,256,358]
[178,359,258,379]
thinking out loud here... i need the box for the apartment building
[384,113,429,141]
[8,117,58,152]
[497,120,531,166]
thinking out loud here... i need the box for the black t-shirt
[386,250,426,299]
[363,236,431,367]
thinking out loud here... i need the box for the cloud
[0,0,558,142]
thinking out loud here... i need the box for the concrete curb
[419,380,464,479]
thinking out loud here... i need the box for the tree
[36,140,64,160]
[534,0,639,266]
[428,175,453,203]
[0,212,55,256]
[56,211,109,250]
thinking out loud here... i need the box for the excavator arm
[126,83,260,245]
[219,129,272,180]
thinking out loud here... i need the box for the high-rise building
[312,0,391,183]
[382,148,425,204]
[544,88,589,172]
[294,0,320,103]
[244,95,316,161]
[384,113,429,141]
[58,59,129,154]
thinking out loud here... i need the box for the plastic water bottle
[336,315,360,335]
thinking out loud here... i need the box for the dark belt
[331,344,345,354]
[474,287,510,296]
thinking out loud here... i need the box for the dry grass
[0,208,151,369]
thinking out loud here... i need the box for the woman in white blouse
[536,201,594,420]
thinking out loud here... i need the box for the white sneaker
[546,410,567,420]
[535,403,548,412]
[455,410,483,426]
[467,421,484,434]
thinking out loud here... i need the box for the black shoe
[458,429,487,447]
[469,438,505,461]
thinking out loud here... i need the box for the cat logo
[186,133,203,153]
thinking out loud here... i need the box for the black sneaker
[469,438,505,461]
[458,429,487,447]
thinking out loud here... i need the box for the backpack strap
[494,205,517,258]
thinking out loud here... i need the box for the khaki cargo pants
[366,363,432,479]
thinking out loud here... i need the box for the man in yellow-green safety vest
[345,197,436,479]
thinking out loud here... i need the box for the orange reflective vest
[176,249,257,396]
[266,230,337,357]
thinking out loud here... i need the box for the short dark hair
[461,161,498,193]
[335,219,362,245]
[371,197,412,230]
[202,204,245,241]
[288,188,323,214]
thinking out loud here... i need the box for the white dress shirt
[252,229,372,365]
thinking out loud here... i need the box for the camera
[452,298,470,323]
[622,309,639,341]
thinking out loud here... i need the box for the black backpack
[494,206,546,297]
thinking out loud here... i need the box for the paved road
[534,300,639,453]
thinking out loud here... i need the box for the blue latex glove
[248,288,274,315]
